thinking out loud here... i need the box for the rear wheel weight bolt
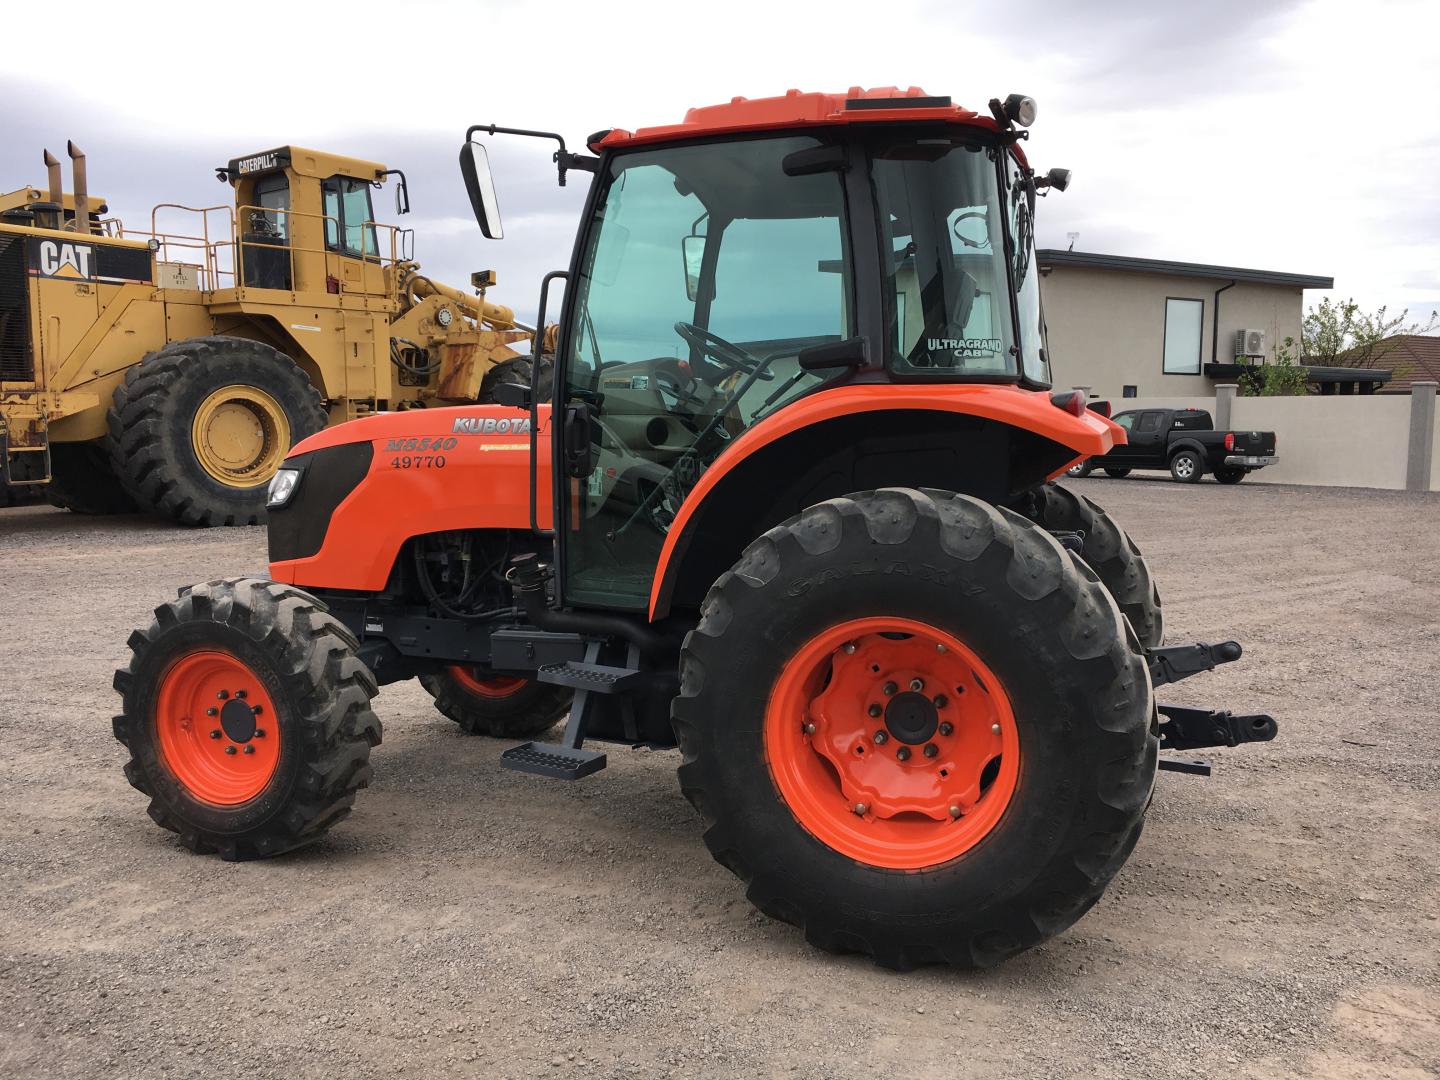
[949,805,962,819]
[923,743,938,759]
[909,678,924,692]
[853,802,868,816]
[991,723,1001,735]
[803,722,816,735]
[842,643,857,655]
[873,731,888,745]
[936,643,947,653]
[882,682,897,696]
[896,746,911,761]
[938,721,954,736]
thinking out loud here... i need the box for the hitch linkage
[1147,640,1243,687]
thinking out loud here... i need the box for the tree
[1239,336,1309,396]
[1301,297,1439,370]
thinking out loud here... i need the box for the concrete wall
[1041,265,1305,400]
[1110,391,1433,491]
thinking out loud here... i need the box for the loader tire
[44,442,138,515]
[479,355,554,401]
[419,666,571,737]
[1031,482,1164,648]
[113,577,382,860]
[672,488,1156,970]
[107,337,327,527]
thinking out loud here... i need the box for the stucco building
[1038,250,1333,399]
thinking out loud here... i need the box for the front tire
[113,578,382,859]
[107,337,327,526]
[673,488,1156,970]
[418,666,571,737]
[1169,450,1202,484]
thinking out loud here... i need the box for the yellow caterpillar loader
[0,142,532,525]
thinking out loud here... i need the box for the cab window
[322,177,379,257]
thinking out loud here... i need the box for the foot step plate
[535,661,644,694]
[501,741,607,780]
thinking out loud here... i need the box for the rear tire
[672,488,1156,969]
[1169,450,1202,484]
[1104,467,1132,479]
[1032,482,1163,647]
[107,337,327,527]
[113,578,381,859]
[45,442,138,515]
[418,666,571,737]
[1065,459,1094,478]
[1215,467,1246,485]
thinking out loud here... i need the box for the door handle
[563,403,594,479]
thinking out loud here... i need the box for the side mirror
[1036,167,1072,193]
[459,140,504,239]
[682,234,705,302]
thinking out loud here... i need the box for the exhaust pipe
[41,149,64,230]
[66,140,89,234]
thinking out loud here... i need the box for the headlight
[267,468,302,508]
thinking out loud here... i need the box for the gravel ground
[2,478,1437,1079]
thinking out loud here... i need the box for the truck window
[1113,413,1136,431]
[1136,412,1163,433]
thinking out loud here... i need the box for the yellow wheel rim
[190,385,291,489]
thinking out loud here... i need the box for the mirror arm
[376,169,410,215]
[465,124,596,187]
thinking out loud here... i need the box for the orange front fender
[648,384,1120,620]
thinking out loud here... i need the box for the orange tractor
[114,88,1277,968]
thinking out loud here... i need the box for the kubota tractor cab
[113,89,1277,969]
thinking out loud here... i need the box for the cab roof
[592,87,1002,151]
[221,146,387,185]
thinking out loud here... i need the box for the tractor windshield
[873,134,1041,382]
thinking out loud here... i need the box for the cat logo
[35,240,95,280]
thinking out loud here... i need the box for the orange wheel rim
[449,666,528,699]
[764,617,1020,870]
[155,651,280,805]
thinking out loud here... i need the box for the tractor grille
[0,234,34,382]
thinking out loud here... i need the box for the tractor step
[535,661,645,694]
[501,741,607,780]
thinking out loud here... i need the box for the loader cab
[225,146,406,298]
[462,90,1066,613]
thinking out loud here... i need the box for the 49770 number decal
[390,454,446,469]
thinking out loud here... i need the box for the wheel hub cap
[764,617,1021,870]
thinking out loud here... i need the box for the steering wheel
[673,322,775,382]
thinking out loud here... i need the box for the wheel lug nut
[853,802,868,816]
[873,731,888,745]
[803,722,816,735]
[242,745,255,755]
[224,745,237,755]
[933,695,947,709]
[868,703,882,718]
[923,743,938,759]
[217,690,229,701]
[206,707,218,717]
[252,705,264,716]
[896,746,911,761]
[235,689,247,700]
[909,678,924,692]
[882,682,897,696]
[949,805,962,819]
[938,721,954,736]
[254,728,266,738]
[209,729,222,739]
[991,723,1002,735]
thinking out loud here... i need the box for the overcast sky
[4,0,1436,330]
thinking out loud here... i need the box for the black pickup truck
[1069,408,1277,484]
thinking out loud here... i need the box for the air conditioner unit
[1235,328,1266,358]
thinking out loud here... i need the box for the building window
[1122,384,1138,398]
[1162,297,1203,374]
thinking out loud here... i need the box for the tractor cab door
[241,174,293,290]
[321,176,386,296]
[554,135,855,611]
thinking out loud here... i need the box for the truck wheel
[44,442,138,515]
[418,666,571,737]
[1169,450,1202,483]
[113,578,381,860]
[1214,467,1246,485]
[673,488,1156,970]
[107,337,327,527]
[1104,468,1131,479]
[1065,459,1094,478]
[1031,482,1163,647]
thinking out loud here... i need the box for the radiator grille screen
[0,235,34,382]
